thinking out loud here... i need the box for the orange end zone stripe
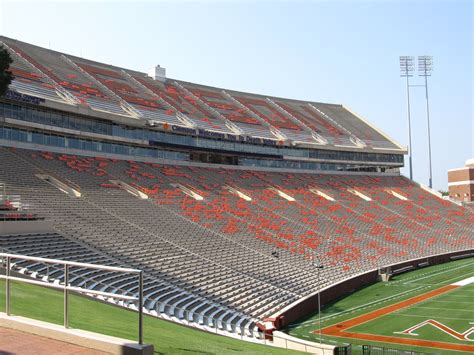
[318,284,474,352]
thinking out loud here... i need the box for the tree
[438,190,449,197]
[0,45,13,96]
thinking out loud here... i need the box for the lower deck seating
[0,146,472,339]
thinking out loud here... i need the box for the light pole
[314,260,324,344]
[271,248,280,279]
[399,56,415,180]
[418,55,434,188]
[269,248,280,342]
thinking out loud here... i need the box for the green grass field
[0,280,302,355]
[350,284,474,346]
[287,257,474,354]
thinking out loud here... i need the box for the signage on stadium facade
[169,124,278,146]
[3,88,282,148]
[5,90,45,105]
[170,125,196,135]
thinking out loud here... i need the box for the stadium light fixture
[418,55,433,77]
[418,55,434,188]
[399,56,415,181]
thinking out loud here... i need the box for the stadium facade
[0,36,406,174]
[1,36,472,347]
[448,159,474,203]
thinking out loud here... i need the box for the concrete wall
[273,331,336,355]
[0,220,54,236]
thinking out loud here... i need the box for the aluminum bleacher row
[0,147,472,339]
[1,36,400,149]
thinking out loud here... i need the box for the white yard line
[452,276,474,286]
[443,273,474,285]
[413,270,474,287]
[389,313,472,321]
[440,295,474,298]
[427,300,473,304]
[414,306,474,312]
[402,262,474,284]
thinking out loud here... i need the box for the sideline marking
[401,262,474,284]
[407,269,474,287]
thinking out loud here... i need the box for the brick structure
[448,159,474,202]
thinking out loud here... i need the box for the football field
[288,257,474,354]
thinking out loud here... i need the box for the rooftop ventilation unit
[148,65,166,82]
[269,188,295,202]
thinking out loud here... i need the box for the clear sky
[0,0,472,190]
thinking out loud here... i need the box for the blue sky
[0,0,472,190]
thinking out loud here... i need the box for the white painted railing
[0,253,144,345]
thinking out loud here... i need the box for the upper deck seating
[1,37,131,116]
[0,36,404,150]
[74,61,164,112]
[179,84,280,139]
[5,49,65,103]
[185,86,261,125]
[129,78,233,133]
[230,93,302,131]
[272,99,355,146]
[312,103,399,149]
[1,36,405,150]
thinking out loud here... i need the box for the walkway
[0,327,110,355]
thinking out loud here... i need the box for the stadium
[0,32,472,355]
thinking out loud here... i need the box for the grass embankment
[0,280,302,355]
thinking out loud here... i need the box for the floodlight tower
[399,56,415,180]
[418,55,433,188]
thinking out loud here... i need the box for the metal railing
[362,344,436,355]
[0,253,144,345]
